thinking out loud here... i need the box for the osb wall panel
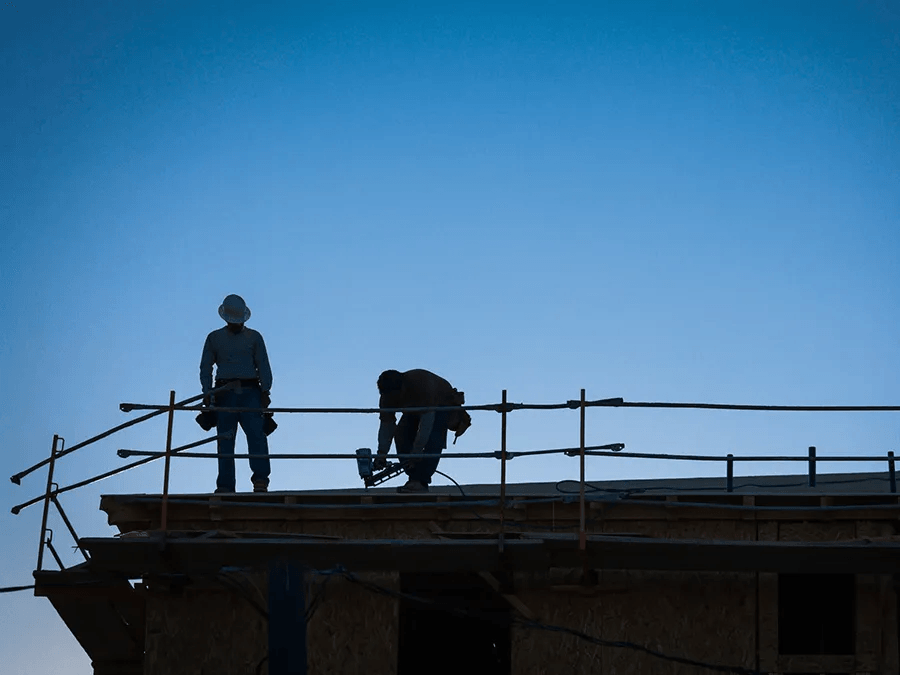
[758,572,897,674]
[145,586,268,675]
[591,518,756,541]
[656,519,756,540]
[306,572,398,675]
[776,521,857,541]
[877,574,899,674]
[511,571,756,675]
[145,571,398,675]
[856,520,900,540]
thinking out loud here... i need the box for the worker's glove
[412,445,426,455]
[373,454,387,471]
[261,391,271,408]
[202,395,212,408]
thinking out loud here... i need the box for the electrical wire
[430,470,583,533]
[555,474,892,497]
[433,470,467,497]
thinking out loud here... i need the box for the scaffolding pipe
[10,384,234,485]
[118,401,570,414]
[107,448,900,464]
[499,389,507,554]
[808,446,817,488]
[726,454,734,493]
[580,400,900,412]
[579,389,586,552]
[12,434,228,515]
[44,533,65,571]
[890,451,896,494]
[50,496,89,561]
[160,390,176,533]
[36,435,60,572]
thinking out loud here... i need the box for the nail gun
[355,448,405,487]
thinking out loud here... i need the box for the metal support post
[808,446,816,488]
[726,454,734,493]
[51,496,89,561]
[579,389,586,551]
[44,530,65,571]
[160,390,176,533]
[499,389,508,554]
[889,451,896,494]
[268,560,307,675]
[37,435,60,571]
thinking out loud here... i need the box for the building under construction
[10,390,900,674]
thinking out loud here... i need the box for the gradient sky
[2,1,899,672]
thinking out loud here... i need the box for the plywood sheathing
[878,574,900,674]
[777,521,857,542]
[511,571,756,675]
[143,570,398,675]
[856,520,900,540]
[306,572,398,675]
[755,516,898,674]
[144,582,267,675]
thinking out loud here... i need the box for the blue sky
[2,1,898,672]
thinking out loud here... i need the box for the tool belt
[199,378,277,436]
[216,378,260,388]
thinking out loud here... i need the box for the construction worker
[200,294,273,494]
[375,369,471,493]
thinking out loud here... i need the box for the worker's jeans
[395,411,448,485]
[215,386,270,491]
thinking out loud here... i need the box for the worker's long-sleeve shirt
[377,369,457,454]
[200,326,273,394]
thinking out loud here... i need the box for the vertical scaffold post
[37,434,60,571]
[888,451,896,494]
[160,390,176,533]
[499,389,508,554]
[579,388,586,551]
[807,446,816,488]
[269,560,307,675]
[726,454,734,493]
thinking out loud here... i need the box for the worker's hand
[261,391,271,408]
[202,395,211,408]
[373,454,387,471]
[412,444,426,455]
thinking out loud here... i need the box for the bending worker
[375,368,471,493]
[200,294,273,494]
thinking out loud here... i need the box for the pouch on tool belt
[195,397,278,436]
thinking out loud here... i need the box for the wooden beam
[80,535,900,576]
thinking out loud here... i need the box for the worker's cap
[218,294,251,324]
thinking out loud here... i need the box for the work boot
[252,480,269,493]
[397,478,428,493]
[214,487,235,494]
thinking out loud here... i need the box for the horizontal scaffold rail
[114,447,896,463]
[117,397,900,414]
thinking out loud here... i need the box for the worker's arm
[412,411,435,453]
[199,334,215,395]
[254,333,273,394]
[377,395,396,455]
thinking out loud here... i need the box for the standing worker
[375,369,471,493]
[200,294,273,494]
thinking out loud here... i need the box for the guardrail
[10,387,900,571]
